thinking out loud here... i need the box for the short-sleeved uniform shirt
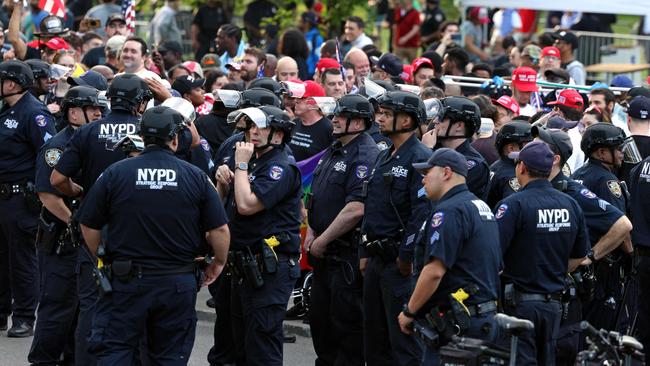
[417,185,501,312]
[453,139,490,200]
[629,158,650,248]
[0,92,56,183]
[572,160,627,214]
[175,129,214,177]
[35,126,75,223]
[308,133,379,238]
[363,134,432,262]
[495,179,590,294]
[55,110,140,191]
[486,157,519,209]
[366,123,392,152]
[195,112,235,153]
[78,147,228,270]
[228,147,302,254]
[288,117,334,162]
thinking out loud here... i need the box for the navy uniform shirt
[175,128,215,177]
[572,160,627,213]
[621,135,650,184]
[366,123,392,152]
[455,139,490,200]
[363,134,432,262]
[495,179,590,294]
[551,172,624,247]
[629,158,650,248]
[308,133,379,237]
[418,184,501,311]
[486,157,520,209]
[228,147,303,254]
[78,146,228,270]
[55,110,140,191]
[0,92,56,183]
[214,131,245,171]
[35,126,75,223]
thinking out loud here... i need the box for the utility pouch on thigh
[111,260,133,283]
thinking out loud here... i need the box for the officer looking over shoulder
[217,106,302,366]
[77,106,230,364]
[305,94,379,366]
[362,90,431,366]
[434,97,489,199]
[0,60,56,337]
[398,148,501,364]
[29,86,103,365]
[495,141,590,365]
[485,121,532,208]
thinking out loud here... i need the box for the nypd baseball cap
[628,96,650,120]
[508,140,555,174]
[412,148,468,177]
[532,125,573,163]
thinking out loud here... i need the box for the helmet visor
[281,81,305,98]
[396,83,420,95]
[621,137,642,164]
[216,89,242,108]
[423,98,443,122]
[364,78,386,100]
[312,97,337,115]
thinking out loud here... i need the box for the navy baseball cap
[412,148,468,177]
[67,70,108,91]
[628,86,650,99]
[532,126,573,163]
[628,96,650,120]
[377,53,404,77]
[508,140,554,174]
[546,116,578,130]
[172,75,205,95]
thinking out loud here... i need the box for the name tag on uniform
[135,168,178,190]
[536,209,571,232]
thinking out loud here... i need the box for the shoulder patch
[356,165,368,179]
[44,148,62,167]
[562,163,572,176]
[580,188,596,199]
[495,203,508,219]
[269,165,284,181]
[431,212,444,228]
[35,114,47,127]
[377,141,389,151]
[200,139,210,152]
[508,177,521,192]
[607,180,622,198]
[467,159,477,170]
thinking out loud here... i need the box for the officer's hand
[580,257,592,266]
[398,312,413,335]
[304,227,315,251]
[421,129,436,148]
[397,258,413,277]
[144,77,172,102]
[234,142,255,163]
[215,164,234,186]
[203,262,225,286]
[47,103,60,114]
[359,258,369,276]
[309,237,327,258]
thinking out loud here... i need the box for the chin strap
[254,126,283,151]
[332,117,368,138]
[381,113,418,136]
[436,120,467,140]
[0,79,25,99]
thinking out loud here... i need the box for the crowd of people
[0,1,649,366]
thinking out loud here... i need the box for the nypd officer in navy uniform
[434,97,489,199]
[29,85,104,365]
[361,90,431,366]
[533,126,633,363]
[77,106,230,364]
[50,73,151,365]
[305,94,380,366]
[495,140,590,365]
[485,121,532,208]
[628,152,650,354]
[215,106,302,366]
[398,148,502,364]
[0,60,57,337]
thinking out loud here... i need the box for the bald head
[344,48,370,78]
[276,56,299,81]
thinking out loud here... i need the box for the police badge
[45,148,62,167]
[607,180,622,198]
[508,177,521,192]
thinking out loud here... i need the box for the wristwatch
[587,249,596,263]
[235,162,248,171]
[402,304,416,319]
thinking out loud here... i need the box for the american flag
[38,0,65,19]
[121,0,136,36]
[334,38,347,79]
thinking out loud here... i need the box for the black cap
[35,15,68,36]
[544,68,570,84]
[508,140,555,174]
[106,13,126,25]
[628,96,650,120]
[158,41,182,55]
[377,53,403,77]
[628,86,650,99]
[555,30,578,50]
[546,116,578,130]
[412,148,468,177]
[67,70,109,91]
[532,126,573,163]
[172,75,205,95]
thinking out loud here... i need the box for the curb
[196,309,312,338]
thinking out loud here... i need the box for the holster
[503,283,517,307]
[365,237,399,263]
[37,214,65,254]
[23,182,42,214]
[111,260,133,283]
[232,249,264,289]
[572,269,596,303]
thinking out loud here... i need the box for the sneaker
[7,322,33,338]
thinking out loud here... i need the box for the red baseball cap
[28,37,70,50]
[541,46,561,59]
[315,58,341,73]
[401,64,413,84]
[492,95,520,115]
[411,57,433,74]
[302,80,326,98]
[511,67,538,92]
[469,7,490,24]
[547,89,584,110]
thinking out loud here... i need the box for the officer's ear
[271,129,284,144]
[552,154,561,167]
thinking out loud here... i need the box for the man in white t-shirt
[511,66,539,117]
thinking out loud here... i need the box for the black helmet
[259,105,295,144]
[61,86,102,114]
[107,74,152,112]
[35,15,69,36]
[334,94,374,126]
[0,60,35,89]
[25,59,51,80]
[441,96,482,136]
[377,90,426,125]
[241,87,282,108]
[580,123,626,155]
[139,106,186,140]
[248,77,285,97]
[495,121,533,155]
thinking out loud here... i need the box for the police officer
[495,141,590,365]
[0,60,56,337]
[50,73,151,365]
[533,126,633,363]
[485,121,532,208]
[305,94,379,365]
[77,106,230,364]
[216,106,302,366]
[195,88,242,153]
[628,153,650,354]
[361,79,394,151]
[435,96,489,199]
[25,59,52,100]
[621,96,650,183]
[398,148,501,364]
[29,85,103,364]
[362,90,431,366]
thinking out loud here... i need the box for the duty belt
[515,292,562,303]
[0,183,25,200]
[466,301,498,316]
[637,246,650,257]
